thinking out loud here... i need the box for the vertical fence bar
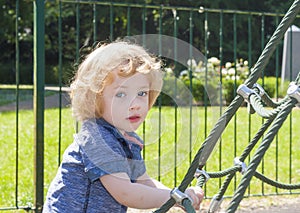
[58,1,63,164]
[275,14,279,194]
[142,5,146,45]
[93,3,98,42]
[33,0,45,212]
[247,13,252,196]
[260,14,265,81]
[275,14,280,101]
[233,12,237,190]
[204,11,208,195]
[126,6,131,36]
[288,25,293,192]
[157,5,163,182]
[15,0,20,208]
[142,5,146,159]
[110,3,114,41]
[188,10,193,165]
[76,3,80,60]
[204,11,208,140]
[173,9,178,187]
[218,10,223,189]
[260,14,265,195]
[75,2,80,133]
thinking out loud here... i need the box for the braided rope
[154,1,300,212]
[254,172,300,190]
[211,116,276,201]
[249,94,288,118]
[226,99,297,213]
[261,93,289,108]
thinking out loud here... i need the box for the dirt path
[128,195,300,213]
[0,93,70,112]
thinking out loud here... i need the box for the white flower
[221,68,228,75]
[208,57,220,66]
[187,59,197,69]
[225,62,232,69]
[207,63,214,69]
[197,60,203,68]
[180,70,189,77]
[165,67,173,74]
[228,68,236,75]
[244,60,248,66]
[195,67,202,73]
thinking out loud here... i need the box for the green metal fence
[1,0,300,212]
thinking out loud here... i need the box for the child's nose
[129,104,141,111]
[129,99,141,111]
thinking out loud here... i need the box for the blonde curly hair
[70,41,163,121]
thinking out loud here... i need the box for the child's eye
[138,91,148,97]
[116,92,126,98]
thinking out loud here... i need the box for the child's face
[101,70,150,133]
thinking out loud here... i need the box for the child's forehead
[109,71,150,88]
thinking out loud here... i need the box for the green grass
[1,106,300,211]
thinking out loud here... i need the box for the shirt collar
[95,118,125,140]
[95,118,143,149]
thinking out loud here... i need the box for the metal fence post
[33,0,45,212]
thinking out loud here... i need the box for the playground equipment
[154,0,300,212]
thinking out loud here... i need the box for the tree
[0,0,298,84]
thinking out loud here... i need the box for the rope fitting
[170,187,193,206]
[237,84,260,102]
[287,82,300,104]
[194,169,210,183]
[252,83,265,96]
[208,195,224,213]
[234,157,247,174]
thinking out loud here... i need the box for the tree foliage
[0,0,298,84]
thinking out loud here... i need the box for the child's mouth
[127,115,141,123]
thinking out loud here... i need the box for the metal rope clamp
[194,168,210,183]
[237,84,261,102]
[252,83,265,97]
[208,195,224,213]
[170,187,193,206]
[287,82,300,105]
[234,157,247,174]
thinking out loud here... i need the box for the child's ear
[95,94,104,118]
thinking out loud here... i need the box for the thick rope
[261,93,289,108]
[153,96,244,213]
[211,115,276,201]
[154,1,300,212]
[254,172,300,190]
[226,99,297,213]
[196,166,242,188]
[249,94,288,118]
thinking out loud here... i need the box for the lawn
[1,105,300,211]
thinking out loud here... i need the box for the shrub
[158,58,290,106]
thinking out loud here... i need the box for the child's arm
[136,172,169,189]
[136,172,204,210]
[100,172,203,210]
[100,172,170,209]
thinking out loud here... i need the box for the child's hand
[185,186,204,210]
